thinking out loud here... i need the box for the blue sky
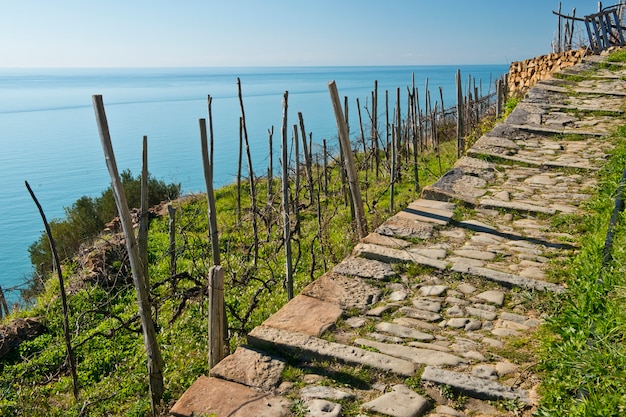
[1,0,600,68]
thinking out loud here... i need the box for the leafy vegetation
[535,124,626,416]
[1,115,465,415]
[25,170,180,299]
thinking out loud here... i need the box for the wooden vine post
[456,69,465,157]
[237,78,259,265]
[168,205,177,281]
[201,98,227,366]
[207,265,225,367]
[92,95,164,415]
[298,112,314,206]
[201,97,221,266]
[138,136,150,296]
[281,91,294,300]
[328,81,367,239]
[25,181,79,401]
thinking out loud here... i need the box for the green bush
[28,170,180,282]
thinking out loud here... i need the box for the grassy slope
[4,52,626,415]
[0,134,459,415]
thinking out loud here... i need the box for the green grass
[0,124,462,415]
[534,122,626,416]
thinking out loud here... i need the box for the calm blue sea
[0,64,507,304]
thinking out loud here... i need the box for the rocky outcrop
[0,317,45,359]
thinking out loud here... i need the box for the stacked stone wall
[509,48,590,96]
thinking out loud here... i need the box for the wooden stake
[456,69,464,157]
[298,112,314,206]
[200,115,220,267]
[138,136,150,296]
[25,181,79,401]
[92,95,164,415]
[237,78,259,264]
[167,205,177,280]
[281,92,294,300]
[208,265,226,367]
[328,81,367,239]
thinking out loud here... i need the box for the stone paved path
[170,53,626,417]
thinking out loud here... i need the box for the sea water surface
[0,64,507,304]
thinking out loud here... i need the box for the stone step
[420,366,530,404]
[332,256,397,281]
[353,242,448,269]
[508,123,608,137]
[169,376,291,417]
[247,325,416,377]
[450,260,565,293]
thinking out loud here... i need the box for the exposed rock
[361,384,429,417]
[0,317,46,359]
[209,346,285,391]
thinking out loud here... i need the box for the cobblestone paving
[170,54,626,417]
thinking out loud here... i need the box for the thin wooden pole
[237,78,259,264]
[237,117,243,223]
[25,181,79,401]
[456,69,464,157]
[372,81,379,179]
[293,123,301,235]
[322,139,329,197]
[268,127,274,204]
[208,265,226,367]
[138,136,150,296]
[298,112,314,206]
[281,92,294,300]
[92,95,164,415]
[167,205,177,280]
[200,115,220,266]
[328,81,367,239]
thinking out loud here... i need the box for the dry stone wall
[509,48,590,96]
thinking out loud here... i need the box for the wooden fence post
[138,136,150,296]
[167,205,177,280]
[456,69,465,157]
[208,265,226,367]
[281,91,294,300]
[200,112,221,267]
[237,78,259,265]
[298,112,314,206]
[92,95,164,415]
[328,81,367,239]
[25,181,79,401]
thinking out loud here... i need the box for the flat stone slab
[301,272,381,311]
[262,294,343,337]
[304,399,341,417]
[375,322,435,341]
[361,384,429,417]
[300,385,355,400]
[355,339,466,367]
[353,243,448,270]
[421,157,497,203]
[396,205,453,226]
[376,215,435,240]
[169,376,291,417]
[248,326,415,377]
[420,366,530,404]
[209,346,286,391]
[332,256,397,280]
[361,232,413,248]
[450,261,564,292]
